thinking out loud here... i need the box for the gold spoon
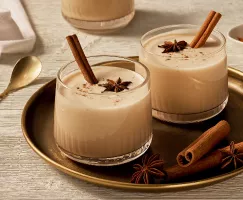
[0,56,42,100]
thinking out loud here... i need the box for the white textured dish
[228,24,243,54]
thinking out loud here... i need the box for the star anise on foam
[98,77,132,93]
[131,154,166,184]
[158,40,187,53]
[221,141,243,170]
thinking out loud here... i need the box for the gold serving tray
[22,57,243,191]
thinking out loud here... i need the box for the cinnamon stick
[190,11,222,48]
[220,141,243,153]
[195,12,222,48]
[166,142,243,182]
[66,34,98,84]
[190,10,216,48]
[177,120,230,167]
[167,151,222,181]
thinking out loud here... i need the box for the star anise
[158,40,187,53]
[221,141,243,170]
[131,154,166,184]
[98,77,132,93]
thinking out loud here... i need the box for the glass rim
[140,24,226,58]
[57,55,150,95]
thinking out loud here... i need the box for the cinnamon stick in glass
[177,120,230,167]
[195,12,222,48]
[166,142,243,182]
[190,10,222,48]
[190,10,216,48]
[66,34,98,84]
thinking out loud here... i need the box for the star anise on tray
[131,154,166,184]
[221,141,243,170]
[98,77,132,93]
[158,40,187,53]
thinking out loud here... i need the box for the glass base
[57,134,152,166]
[152,97,228,124]
[62,11,135,34]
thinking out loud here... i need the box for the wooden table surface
[1,0,243,199]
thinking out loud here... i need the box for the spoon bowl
[0,56,42,99]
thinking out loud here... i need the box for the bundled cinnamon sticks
[190,10,222,48]
[177,120,230,167]
[66,34,98,84]
[166,142,243,182]
[163,121,243,182]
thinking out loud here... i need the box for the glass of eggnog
[139,24,228,123]
[54,55,152,166]
[61,0,135,33]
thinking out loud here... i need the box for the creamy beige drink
[54,58,152,165]
[61,0,135,32]
[139,25,228,123]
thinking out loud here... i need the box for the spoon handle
[0,89,9,100]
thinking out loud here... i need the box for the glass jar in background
[61,0,135,33]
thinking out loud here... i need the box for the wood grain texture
[1,0,243,199]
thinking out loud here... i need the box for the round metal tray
[22,57,243,191]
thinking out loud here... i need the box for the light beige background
[1,0,243,199]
